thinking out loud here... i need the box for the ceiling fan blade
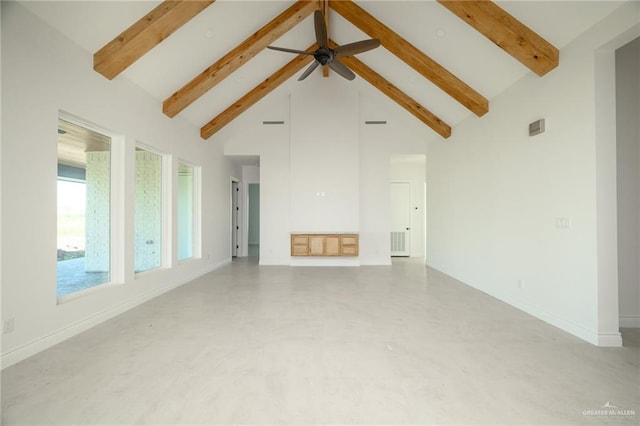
[298,61,320,81]
[334,38,381,58]
[328,59,355,81]
[267,45,315,55]
[314,10,328,49]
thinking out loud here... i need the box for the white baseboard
[426,265,622,347]
[360,259,393,266]
[620,315,640,328]
[1,258,231,370]
[597,332,623,347]
[290,257,360,267]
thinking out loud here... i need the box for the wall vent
[365,120,387,125]
[262,121,285,125]
[529,118,545,136]
[390,231,406,252]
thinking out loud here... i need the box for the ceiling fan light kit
[267,9,380,81]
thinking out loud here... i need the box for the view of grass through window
[57,118,111,297]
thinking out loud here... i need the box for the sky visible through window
[57,179,86,252]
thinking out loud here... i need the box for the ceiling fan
[267,9,380,81]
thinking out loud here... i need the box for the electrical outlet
[555,217,572,229]
[2,318,15,334]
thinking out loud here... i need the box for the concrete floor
[2,258,638,425]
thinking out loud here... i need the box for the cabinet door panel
[292,235,308,245]
[325,236,340,256]
[341,236,357,246]
[309,235,325,255]
[341,245,358,256]
[292,245,308,256]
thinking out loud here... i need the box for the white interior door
[231,181,239,257]
[391,182,411,256]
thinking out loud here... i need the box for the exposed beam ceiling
[88,0,565,140]
[438,1,559,76]
[163,0,317,118]
[94,0,215,80]
[201,44,318,140]
[202,39,451,140]
[330,41,451,139]
[330,0,489,117]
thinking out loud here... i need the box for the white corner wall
[616,37,640,328]
[1,2,239,368]
[426,3,639,346]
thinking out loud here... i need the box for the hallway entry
[248,183,260,257]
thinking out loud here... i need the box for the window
[178,162,196,260]
[57,118,111,297]
[135,147,163,273]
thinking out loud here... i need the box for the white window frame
[57,111,125,304]
[177,159,201,262]
[133,143,171,275]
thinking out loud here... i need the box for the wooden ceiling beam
[329,41,451,138]
[201,44,318,140]
[94,0,215,80]
[330,0,488,117]
[164,0,317,118]
[321,0,330,77]
[438,1,559,76]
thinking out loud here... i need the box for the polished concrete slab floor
[2,258,639,425]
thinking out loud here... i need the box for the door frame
[390,181,412,257]
[231,178,240,257]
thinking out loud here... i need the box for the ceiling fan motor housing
[314,48,334,66]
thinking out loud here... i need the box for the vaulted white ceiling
[20,0,626,138]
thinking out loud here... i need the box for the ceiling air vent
[529,118,545,136]
[262,121,285,125]
[365,120,387,125]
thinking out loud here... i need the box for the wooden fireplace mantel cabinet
[291,234,359,257]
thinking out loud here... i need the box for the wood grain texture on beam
[201,44,318,140]
[321,0,330,77]
[438,1,558,76]
[329,40,451,138]
[164,0,317,118]
[330,0,488,117]
[94,0,215,80]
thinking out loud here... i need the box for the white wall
[426,3,639,346]
[616,37,640,327]
[222,74,433,266]
[290,81,360,233]
[221,95,292,265]
[1,2,239,368]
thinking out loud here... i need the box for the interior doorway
[231,180,239,258]
[390,155,426,259]
[248,183,260,257]
[390,182,411,256]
